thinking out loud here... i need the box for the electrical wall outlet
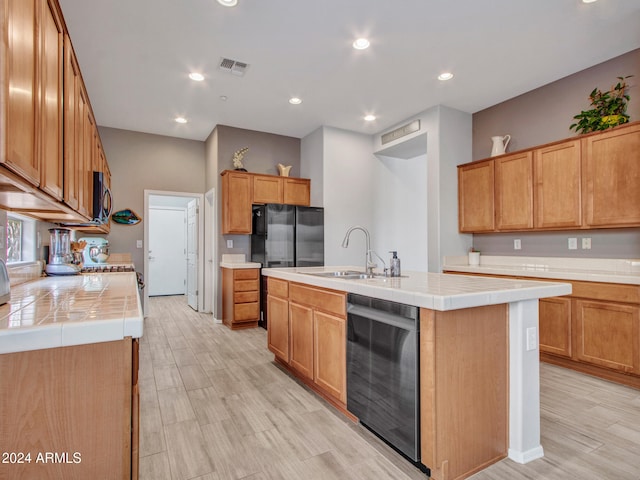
[136,240,143,249]
[568,237,578,250]
[227,239,233,248]
[514,239,521,250]
[582,237,591,250]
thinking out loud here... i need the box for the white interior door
[186,199,198,310]
[149,207,187,296]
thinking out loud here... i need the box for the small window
[6,214,36,265]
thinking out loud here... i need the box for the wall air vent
[381,119,421,145]
[219,57,249,76]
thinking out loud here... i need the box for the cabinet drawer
[235,291,259,303]
[234,279,259,292]
[268,277,289,298]
[290,283,346,317]
[234,269,259,280]
[571,281,640,304]
[234,302,259,321]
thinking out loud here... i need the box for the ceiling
[57,0,640,142]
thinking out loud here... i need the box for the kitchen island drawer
[290,282,346,317]
[268,277,289,298]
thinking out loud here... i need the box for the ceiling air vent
[381,120,421,145]
[219,57,249,76]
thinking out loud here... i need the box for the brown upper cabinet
[0,0,110,225]
[221,170,311,234]
[583,123,640,227]
[495,151,533,230]
[1,0,40,185]
[252,174,283,204]
[458,121,640,233]
[39,0,65,200]
[458,159,494,232]
[534,139,582,229]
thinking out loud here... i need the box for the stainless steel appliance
[61,171,113,227]
[45,228,81,276]
[251,204,324,328]
[346,293,426,473]
[79,237,110,264]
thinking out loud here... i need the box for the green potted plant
[570,75,633,134]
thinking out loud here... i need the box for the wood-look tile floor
[139,296,640,480]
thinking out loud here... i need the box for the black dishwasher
[346,294,425,472]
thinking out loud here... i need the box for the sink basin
[306,270,375,279]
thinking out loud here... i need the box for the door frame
[144,190,204,316]
[204,188,218,321]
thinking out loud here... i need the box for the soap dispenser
[389,251,401,277]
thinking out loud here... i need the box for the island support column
[508,299,544,463]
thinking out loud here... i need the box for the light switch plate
[514,239,521,250]
[227,239,233,248]
[568,237,578,250]
[582,237,591,250]
[136,240,142,249]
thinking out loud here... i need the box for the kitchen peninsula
[0,272,143,480]
[262,266,571,480]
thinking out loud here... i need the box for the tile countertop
[261,266,571,311]
[0,272,143,354]
[219,253,261,269]
[442,255,640,285]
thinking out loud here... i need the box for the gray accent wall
[204,124,302,319]
[471,48,640,259]
[99,127,206,271]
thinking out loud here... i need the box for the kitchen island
[262,266,571,480]
[0,272,143,480]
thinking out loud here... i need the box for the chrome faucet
[341,226,378,275]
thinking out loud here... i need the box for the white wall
[300,127,324,207]
[316,127,376,268]
[372,153,428,271]
[425,105,473,272]
[302,105,473,274]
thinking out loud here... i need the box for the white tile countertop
[219,253,261,269]
[443,255,640,285]
[0,272,143,354]
[261,266,571,311]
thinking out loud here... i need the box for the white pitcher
[490,135,511,157]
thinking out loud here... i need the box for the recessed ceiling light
[364,114,376,122]
[582,0,597,3]
[438,72,454,81]
[289,97,302,105]
[188,72,204,81]
[217,0,238,6]
[175,116,188,124]
[353,38,370,50]
[220,95,228,101]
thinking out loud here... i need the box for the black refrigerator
[251,204,324,327]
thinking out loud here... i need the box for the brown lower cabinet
[267,278,347,409]
[221,267,260,329]
[0,338,140,480]
[447,270,640,388]
[421,305,508,480]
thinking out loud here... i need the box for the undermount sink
[306,270,376,280]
